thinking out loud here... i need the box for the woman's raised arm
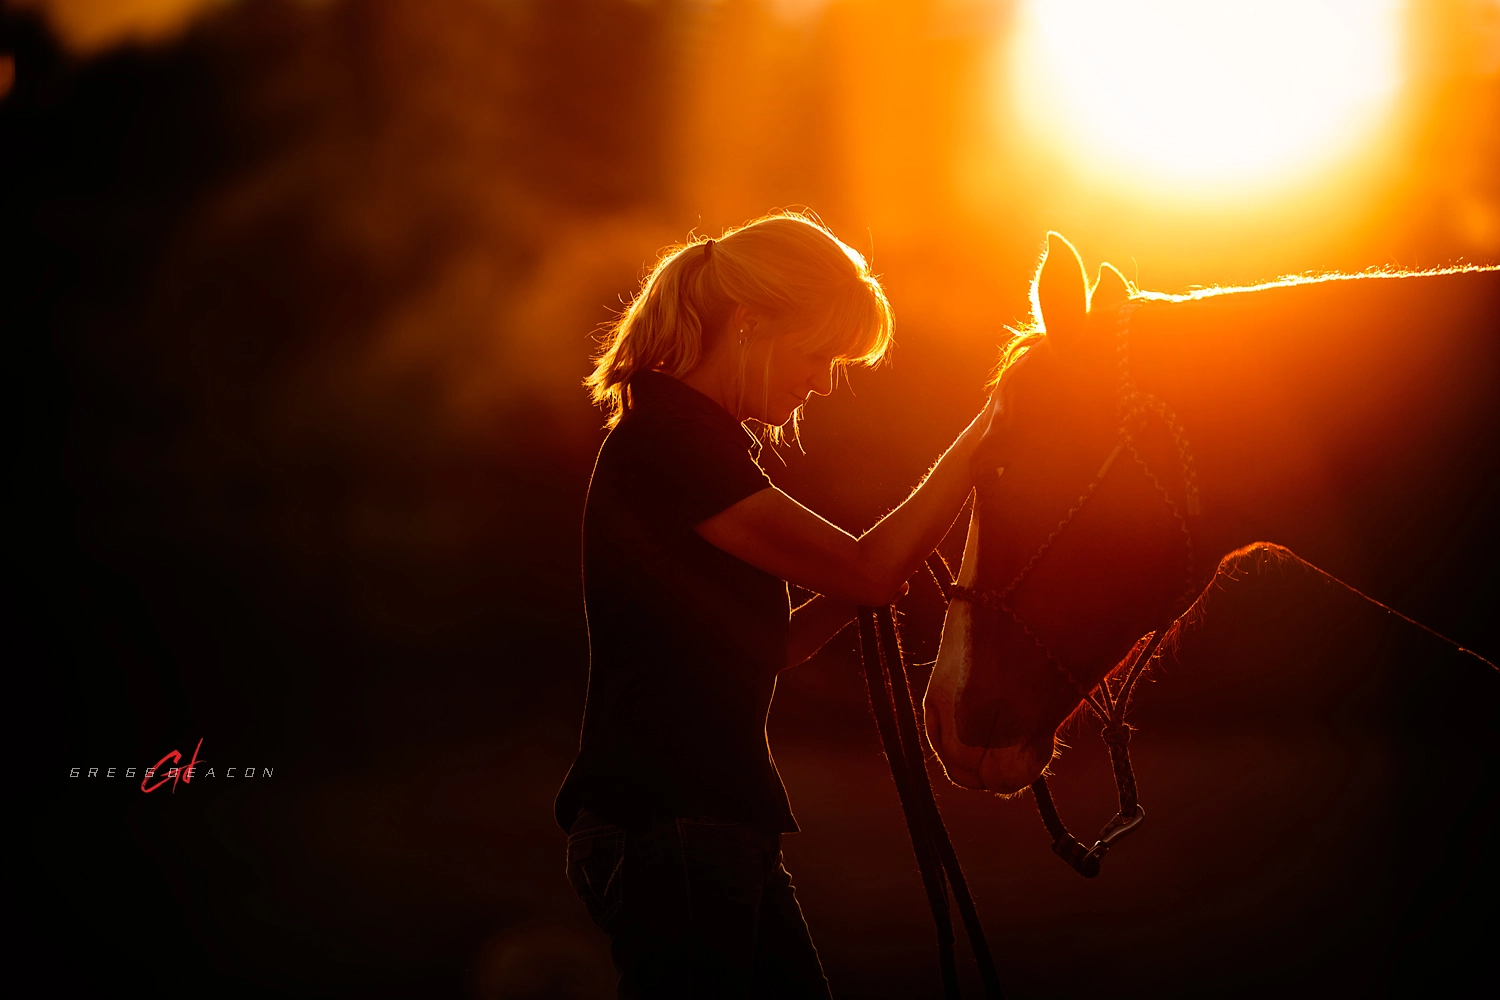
[695,394,998,608]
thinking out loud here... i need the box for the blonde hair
[588,211,895,430]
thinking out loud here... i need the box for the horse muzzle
[925,597,1056,795]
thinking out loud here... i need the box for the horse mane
[1132,263,1496,304]
[1158,542,1494,670]
[1159,543,1308,662]
[1046,541,1492,748]
[988,263,1496,390]
[986,324,1046,390]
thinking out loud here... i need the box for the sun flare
[1011,0,1405,194]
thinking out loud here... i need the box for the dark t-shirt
[554,371,797,834]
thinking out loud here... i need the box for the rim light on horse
[926,234,1500,797]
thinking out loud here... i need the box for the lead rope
[858,601,1004,999]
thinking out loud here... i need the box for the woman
[555,212,996,998]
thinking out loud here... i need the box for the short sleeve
[618,413,772,530]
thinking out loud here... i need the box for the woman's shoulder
[601,410,736,473]
[594,403,679,472]
[612,375,744,446]
[594,387,762,490]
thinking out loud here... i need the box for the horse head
[926,233,1197,795]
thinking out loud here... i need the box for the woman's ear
[731,302,754,340]
[1035,232,1093,360]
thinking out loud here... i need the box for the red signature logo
[142,738,204,794]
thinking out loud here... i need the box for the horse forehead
[1008,348,1112,433]
[982,381,1063,458]
[991,395,1112,473]
[1006,344,1058,400]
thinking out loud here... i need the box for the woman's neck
[679,339,747,421]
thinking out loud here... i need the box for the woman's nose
[810,364,834,397]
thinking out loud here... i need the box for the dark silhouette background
[5,1,1497,997]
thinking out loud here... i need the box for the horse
[919,235,1499,991]
[927,234,1498,795]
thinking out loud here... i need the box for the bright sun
[1010,0,1405,194]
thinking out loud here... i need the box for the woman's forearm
[695,397,995,607]
[851,413,986,600]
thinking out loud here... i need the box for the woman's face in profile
[742,315,838,426]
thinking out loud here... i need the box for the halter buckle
[1086,805,1146,864]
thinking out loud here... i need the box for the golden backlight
[1011,0,1405,195]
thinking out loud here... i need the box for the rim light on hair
[587,210,895,441]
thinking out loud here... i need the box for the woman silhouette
[556,212,996,998]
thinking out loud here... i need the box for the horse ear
[1035,232,1090,358]
[1091,262,1132,313]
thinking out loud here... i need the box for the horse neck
[1126,269,1500,595]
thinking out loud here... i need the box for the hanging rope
[858,602,1004,999]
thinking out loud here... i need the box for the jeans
[566,809,833,999]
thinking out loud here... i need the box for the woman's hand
[957,390,1002,452]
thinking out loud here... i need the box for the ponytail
[587,211,894,427]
